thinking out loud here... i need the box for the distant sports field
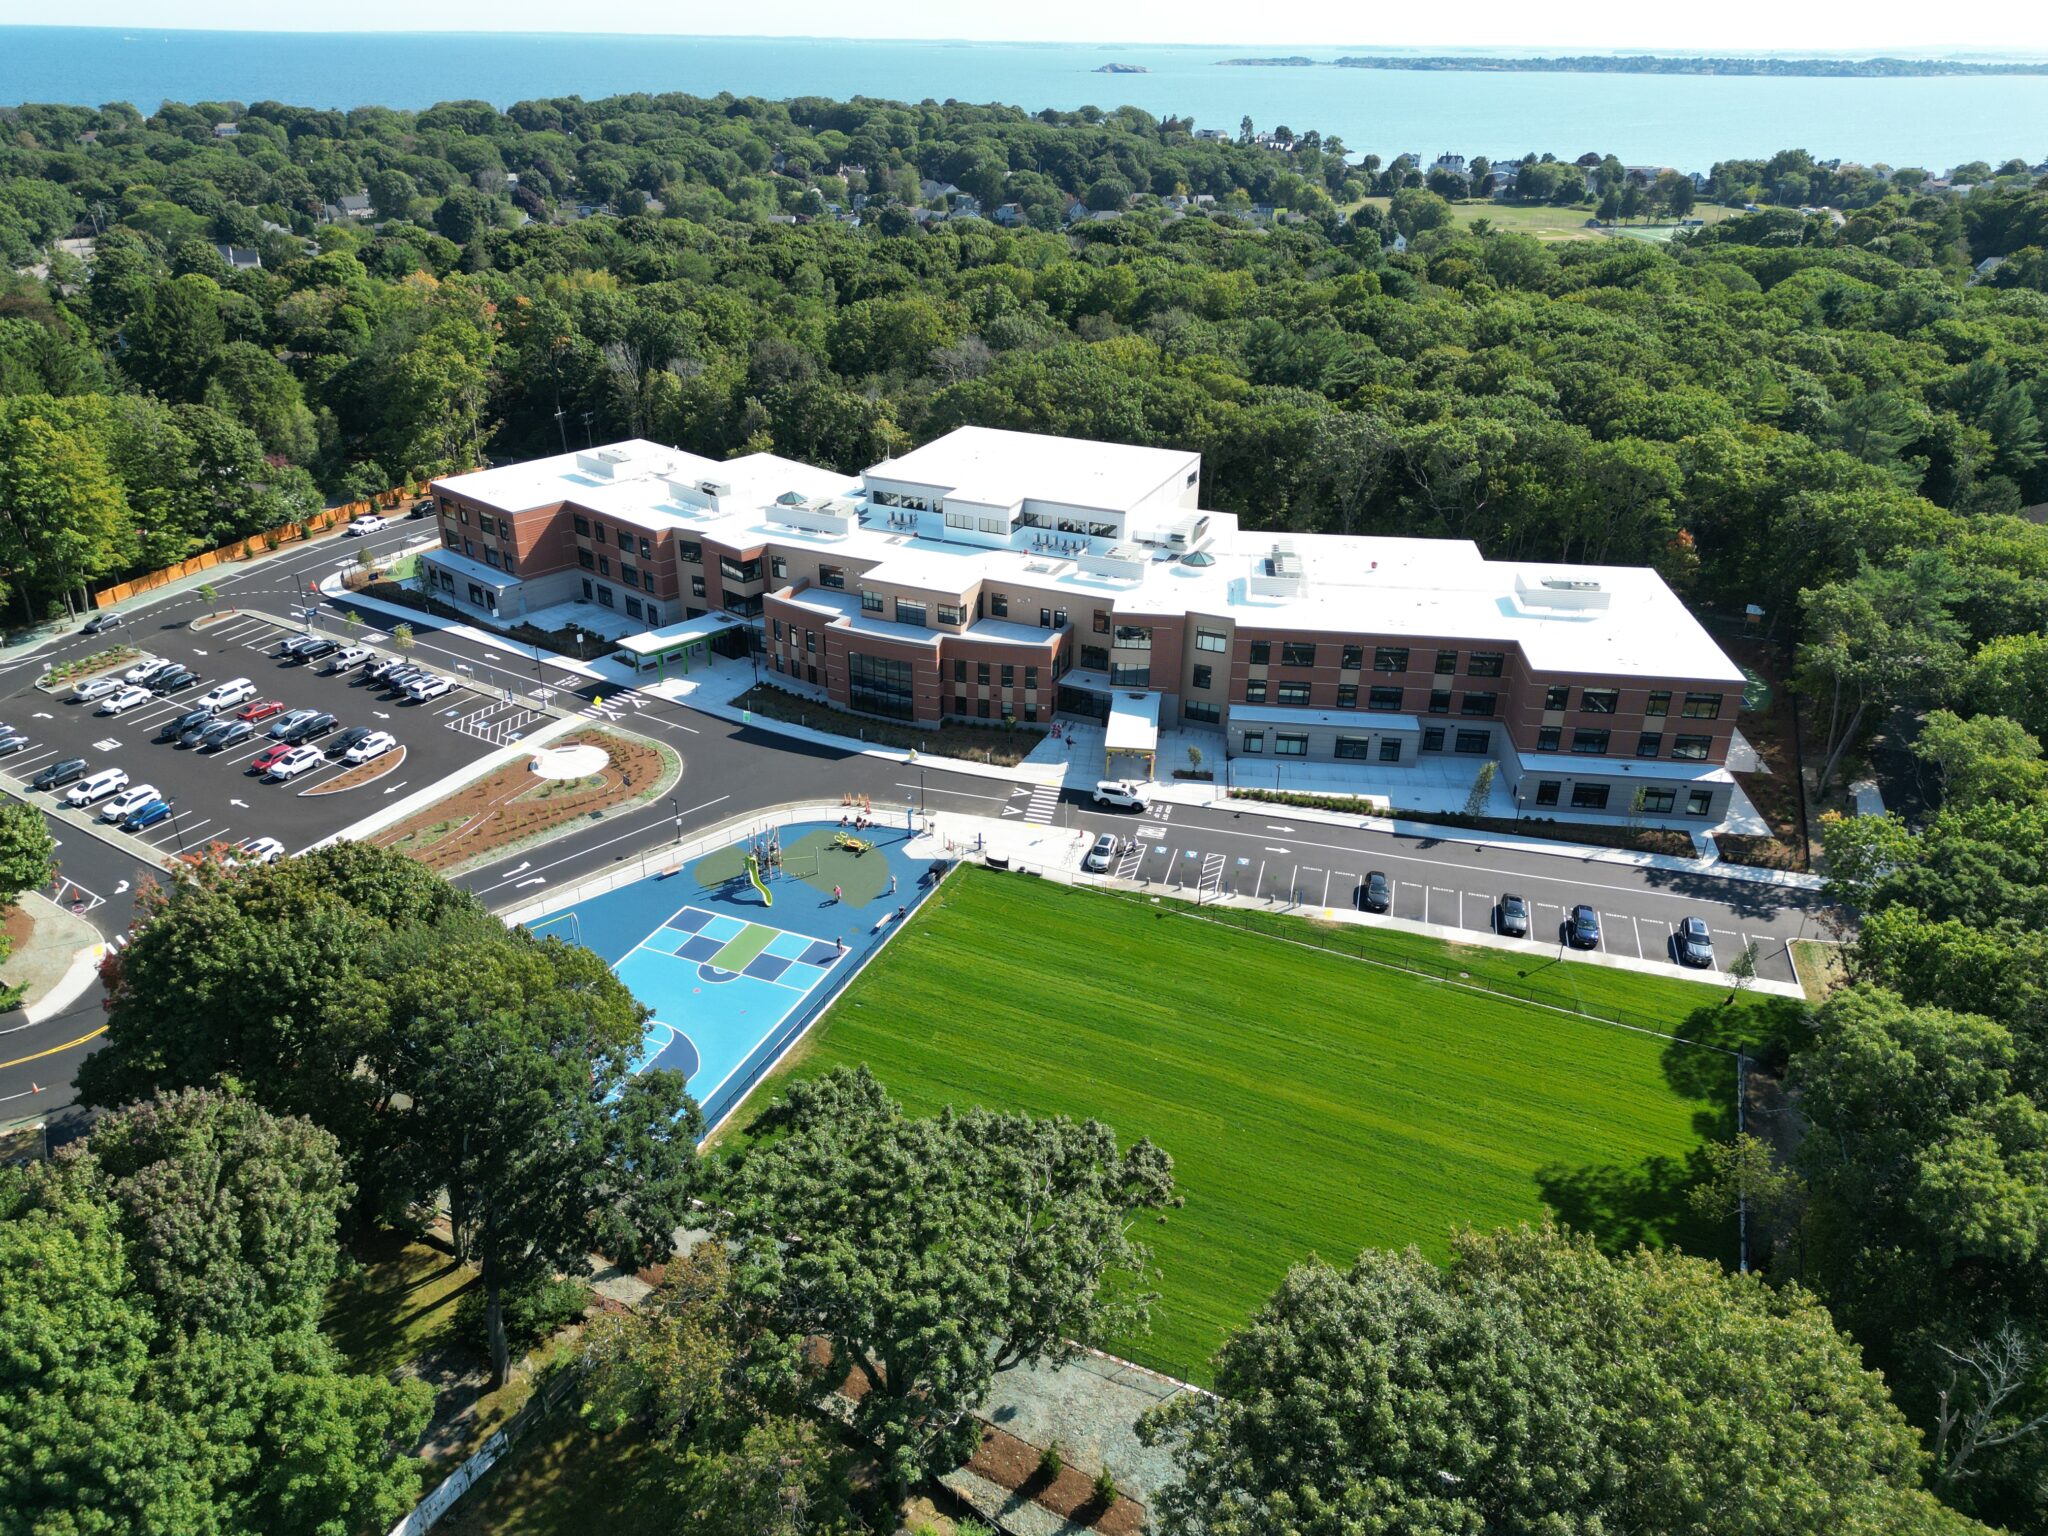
[730,867,1748,1384]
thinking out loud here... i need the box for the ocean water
[2,28,2044,171]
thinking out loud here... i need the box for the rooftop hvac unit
[701,480,734,498]
[1265,540,1303,580]
[1167,513,1211,551]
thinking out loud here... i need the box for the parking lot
[1071,799,1814,982]
[1,610,524,863]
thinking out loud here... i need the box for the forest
[3,89,2048,1531]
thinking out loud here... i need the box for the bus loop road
[1,538,1833,1119]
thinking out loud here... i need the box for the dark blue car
[1567,904,1602,949]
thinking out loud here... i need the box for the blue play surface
[529,820,938,1129]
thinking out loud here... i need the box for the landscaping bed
[373,730,673,872]
[734,683,1046,767]
[967,1426,1143,1535]
[36,644,141,690]
[304,745,407,795]
[1226,788,1697,856]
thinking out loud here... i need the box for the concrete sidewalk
[3,893,105,1023]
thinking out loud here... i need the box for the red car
[248,742,297,775]
[239,697,286,722]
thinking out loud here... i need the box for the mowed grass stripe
[709,923,777,973]
[731,868,1734,1385]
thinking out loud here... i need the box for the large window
[1276,681,1312,706]
[1534,780,1561,807]
[1373,646,1409,673]
[1369,685,1404,712]
[1094,611,1111,634]
[1579,688,1618,714]
[1570,784,1611,810]
[1537,727,1561,752]
[1184,700,1220,724]
[1467,652,1505,678]
[1672,735,1713,761]
[1080,644,1109,671]
[848,653,916,720]
[1248,641,1271,666]
[1114,625,1152,650]
[1571,728,1611,755]
[1645,690,1671,717]
[1274,733,1309,757]
[1435,650,1459,675]
[895,600,928,628]
[1454,730,1491,754]
[1281,641,1317,667]
[1195,627,1228,653]
[1639,788,1676,814]
[1341,644,1364,670]
[1245,680,1268,704]
[937,604,964,627]
[679,540,702,564]
[1335,736,1373,760]
[1636,732,1663,758]
[1423,728,1445,752]
[1193,664,1214,691]
[1545,685,1571,711]
[572,514,589,536]
[860,590,885,614]
[1429,689,1451,715]
[1336,683,1357,708]
[770,556,788,580]
[1460,692,1497,717]
[1687,788,1714,816]
[1379,738,1402,763]
[577,548,594,570]
[720,554,762,584]
[1110,664,1151,687]
[1240,731,1266,754]
[819,564,845,590]
[1683,692,1724,719]
[989,591,1007,616]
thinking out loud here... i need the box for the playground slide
[744,851,773,906]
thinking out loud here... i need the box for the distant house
[214,243,262,271]
[835,162,868,180]
[765,212,798,225]
[1386,232,1408,254]
[1971,254,2008,285]
[1064,199,1088,223]
[1190,192,1217,207]
[212,122,238,139]
[1192,127,1228,142]
[950,193,982,216]
[320,191,373,222]
[1085,209,1122,223]
[1431,152,1466,175]
[770,151,789,173]
[919,178,960,202]
[992,202,1027,226]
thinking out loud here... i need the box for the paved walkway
[2,894,104,1022]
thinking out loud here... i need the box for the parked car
[266,709,319,740]
[1676,916,1715,968]
[343,730,397,765]
[1568,904,1603,949]
[1496,893,1530,938]
[380,666,428,692]
[366,656,411,683]
[98,783,161,823]
[195,678,255,712]
[272,635,322,659]
[124,657,171,684]
[147,666,200,695]
[1082,832,1118,872]
[248,742,298,775]
[98,686,153,715]
[344,514,387,536]
[280,711,338,745]
[292,638,339,663]
[238,697,286,722]
[405,674,452,702]
[1362,871,1392,913]
[1090,779,1148,811]
[31,757,88,791]
[157,708,214,743]
[231,835,286,866]
[408,498,433,519]
[119,797,175,833]
[265,745,325,781]
[80,611,124,635]
[0,729,30,756]
[72,675,125,703]
[322,645,372,674]
[65,768,129,806]
[178,717,224,748]
[201,719,253,753]
[326,725,375,758]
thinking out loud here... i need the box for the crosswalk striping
[1023,784,1060,825]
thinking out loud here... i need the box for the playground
[527,813,942,1128]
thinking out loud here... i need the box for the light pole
[671,794,681,846]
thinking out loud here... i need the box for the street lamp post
[671,794,681,846]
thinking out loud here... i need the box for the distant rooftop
[867,425,1198,512]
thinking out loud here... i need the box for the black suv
[294,638,340,663]
[325,725,374,759]
[281,711,339,744]
[1362,871,1392,913]
[148,666,200,695]
[31,757,87,791]
[158,707,214,743]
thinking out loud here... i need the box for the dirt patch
[968,1424,1145,1536]
[2,903,33,953]
[373,731,667,871]
[303,745,407,795]
[1715,833,1805,870]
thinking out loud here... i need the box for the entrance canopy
[615,611,746,661]
[1105,690,1162,756]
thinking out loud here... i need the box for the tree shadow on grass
[1535,996,1810,1266]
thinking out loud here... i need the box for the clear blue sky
[0,1,2037,55]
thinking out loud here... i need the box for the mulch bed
[967,1424,1145,1536]
[373,731,663,871]
[1713,833,1807,871]
[3,903,33,953]
[303,745,407,795]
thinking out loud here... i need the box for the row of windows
[952,696,1039,721]
[942,509,1012,535]
[950,660,1041,689]
[569,515,657,560]
[1540,685,1723,719]
[1528,781,1716,816]
[1240,641,1507,677]
[1534,728,1714,760]
[1239,731,1405,764]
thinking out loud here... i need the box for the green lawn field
[728,868,1765,1384]
[1347,195,1742,241]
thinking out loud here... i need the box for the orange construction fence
[89,480,442,610]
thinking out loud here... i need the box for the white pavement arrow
[374,710,390,719]
[507,861,530,876]
[114,880,130,895]
[1011,786,1031,798]
[516,877,546,888]
[1002,805,1023,817]
[229,798,248,808]
[32,711,51,719]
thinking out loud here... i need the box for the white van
[66,768,130,807]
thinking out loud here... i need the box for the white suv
[66,767,129,807]
[98,783,160,822]
[265,745,325,780]
[195,678,255,712]
[1091,779,1149,811]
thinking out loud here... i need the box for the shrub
[1038,1441,1064,1481]
[1093,1466,1118,1507]
[453,1273,587,1359]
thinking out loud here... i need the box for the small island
[1094,62,1149,74]
[1220,56,1317,67]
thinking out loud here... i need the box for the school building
[425,426,1748,822]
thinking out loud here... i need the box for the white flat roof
[614,612,745,657]
[421,547,517,588]
[1516,752,1733,784]
[867,426,1197,512]
[1231,705,1420,732]
[1105,691,1162,753]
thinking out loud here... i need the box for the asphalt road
[0,519,1838,1119]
